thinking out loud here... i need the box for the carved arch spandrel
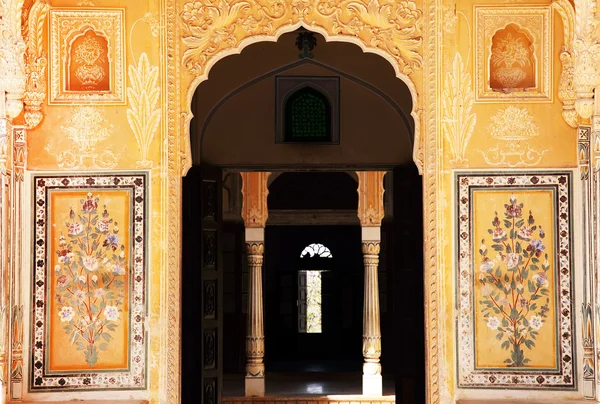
[167,1,441,404]
[178,1,425,177]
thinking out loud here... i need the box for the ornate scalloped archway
[164,1,441,403]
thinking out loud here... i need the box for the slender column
[362,234,382,396]
[240,172,270,397]
[357,171,386,396]
[245,236,265,396]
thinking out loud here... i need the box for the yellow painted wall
[18,0,581,401]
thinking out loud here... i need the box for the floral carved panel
[475,6,552,102]
[30,173,148,391]
[49,9,125,105]
[456,172,575,389]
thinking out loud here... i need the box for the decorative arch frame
[164,1,441,404]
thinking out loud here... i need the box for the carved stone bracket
[0,0,27,119]
[357,171,386,227]
[573,0,600,119]
[553,0,578,127]
[23,0,50,129]
[240,172,270,228]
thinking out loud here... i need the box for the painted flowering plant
[54,193,127,367]
[478,194,551,367]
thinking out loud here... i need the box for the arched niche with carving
[490,24,536,90]
[49,9,125,104]
[68,29,111,92]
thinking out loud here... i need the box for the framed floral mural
[456,171,575,389]
[30,173,148,391]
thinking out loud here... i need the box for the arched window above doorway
[275,76,340,145]
[285,86,331,142]
[300,243,333,258]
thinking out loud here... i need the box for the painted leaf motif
[126,52,161,165]
[442,52,476,167]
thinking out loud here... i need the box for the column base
[245,376,265,397]
[362,373,382,396]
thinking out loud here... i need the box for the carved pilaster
[0,0,27,119]
[579,124,596,398]
[0,118,8,404]
[573,0,600,119]
[9,125,24,400]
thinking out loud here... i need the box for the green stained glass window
[285,86,331,142]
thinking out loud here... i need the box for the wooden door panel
[182,165,223,403]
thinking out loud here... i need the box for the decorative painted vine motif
[478,194,550,367]
[54,193,127,367]
[456,172,575,389]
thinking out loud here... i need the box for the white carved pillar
[241,172,270,397]
[357,171,386,396]
[245,237,265,396]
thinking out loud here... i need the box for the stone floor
[224,372,396,397]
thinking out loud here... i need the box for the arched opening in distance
[182,29,424,403]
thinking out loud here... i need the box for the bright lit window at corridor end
[298,243,332,334]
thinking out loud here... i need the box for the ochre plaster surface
[1,0,585,402]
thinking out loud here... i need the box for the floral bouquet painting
[54,193,127,368]
[478,194,551,367]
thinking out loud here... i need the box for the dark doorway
[264,225,363,371]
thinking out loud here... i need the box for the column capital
[362,241,381,256]
[245,241,264,255]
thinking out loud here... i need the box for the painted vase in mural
[490,33,531,89]
[478,195,550,367]
[74,34,106,89]
[55,193,126,368]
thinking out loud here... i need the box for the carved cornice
[0,0,27,119]
[573,0,600,119]
[553,0,578,127]
[241,172,270,228]
[357,171,386,227]
[23,0,49,129]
